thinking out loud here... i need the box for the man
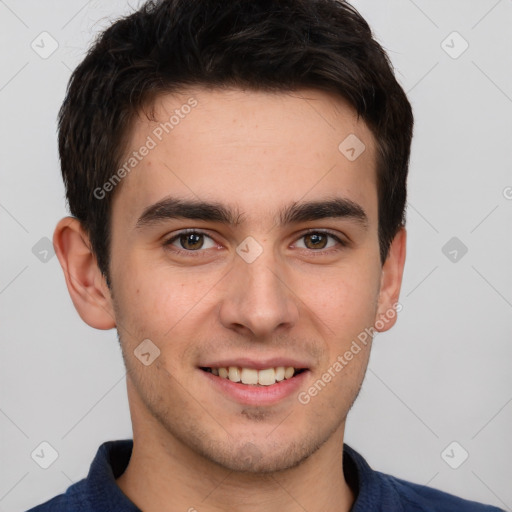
[27,0,503,510]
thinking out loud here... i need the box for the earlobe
[53,217,116,330]
[375,227,406,333]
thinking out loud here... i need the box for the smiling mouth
[200,366,308,386]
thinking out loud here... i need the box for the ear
[53,217,116,330]
[374,227,406,333]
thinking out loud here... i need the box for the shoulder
[24,478,88,511]
[379,471,504,512]
[25,439,136,512]
[343,444,504,512]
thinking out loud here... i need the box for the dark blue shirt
[26,439,503,511]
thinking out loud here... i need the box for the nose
[218,249,300,339]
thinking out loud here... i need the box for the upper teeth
[211,366,297,385]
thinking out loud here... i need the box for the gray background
[1,0,511,510]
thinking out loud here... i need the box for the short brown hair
[58,0,413,280]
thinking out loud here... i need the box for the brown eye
[294,231,346,252]
[179,232,204,250]
[165,231,216,252]
[303,233,329,250]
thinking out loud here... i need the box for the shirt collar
[85,439,141,511]
[87,439,392,511]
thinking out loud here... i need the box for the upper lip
[199,357,310,370]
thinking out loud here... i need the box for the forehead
[111,87,378,228]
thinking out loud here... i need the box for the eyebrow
[135,196,368,230]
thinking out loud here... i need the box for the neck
[117,384,355,512]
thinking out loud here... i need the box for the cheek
[111,257,217,343]
[305,261,381,331]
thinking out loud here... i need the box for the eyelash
[163,229,348,257]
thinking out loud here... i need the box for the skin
[54,87,406,512]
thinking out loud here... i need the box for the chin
[196,433,326,474]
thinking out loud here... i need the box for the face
[106,87,400,472]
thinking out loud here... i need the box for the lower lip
[199,369,310,406]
